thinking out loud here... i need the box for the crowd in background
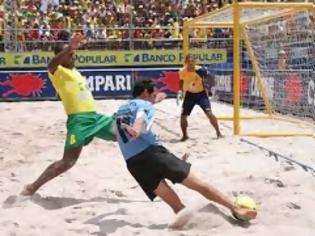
[0,0,311,51]
[1,0,227,50]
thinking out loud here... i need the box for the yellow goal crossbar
[183,1,314,137]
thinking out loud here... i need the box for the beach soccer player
[21,33,115,196]
[178,54,222,141]
[115,79,257,222]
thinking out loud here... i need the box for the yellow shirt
[48,65,96,114]
[178,66,205,94]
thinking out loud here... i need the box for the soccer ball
[233,195,257,221]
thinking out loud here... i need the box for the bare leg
[182,172,257,220]
[21,146,83,196]
[154,180,185,214]
[180,115,188,141]
[206,112,222,138]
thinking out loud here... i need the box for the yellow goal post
[183,1,314,138]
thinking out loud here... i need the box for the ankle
[174,204,185,214]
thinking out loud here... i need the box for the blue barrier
[0,67,181,101]
[1,66,313,120]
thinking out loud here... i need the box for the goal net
[183,2,314,137]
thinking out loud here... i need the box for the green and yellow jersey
[48,65,96,114]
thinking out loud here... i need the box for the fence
[0,26,236,52]
[1,27,187,52]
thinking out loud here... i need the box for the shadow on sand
[2,193,148,210]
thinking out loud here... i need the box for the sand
[0,99,314,236]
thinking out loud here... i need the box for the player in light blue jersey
[115,80,257,223]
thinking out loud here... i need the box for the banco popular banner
[0,49,227,68]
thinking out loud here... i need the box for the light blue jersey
[115,99,160,160]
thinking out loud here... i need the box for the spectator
[40,0,59,14]
[6,0,233,51]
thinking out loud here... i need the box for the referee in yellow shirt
[178,55,222,141]
[21,33,115,196]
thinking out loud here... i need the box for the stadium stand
[0,0,309,52]
[1,0,227,51]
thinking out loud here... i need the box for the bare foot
[216,133,223,139]
[20,184,36,196]
[180,136,188,142]
[232,207,257,221]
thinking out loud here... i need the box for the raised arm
[48,34,85,74]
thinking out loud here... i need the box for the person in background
[178,54,222,141]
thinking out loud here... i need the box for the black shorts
[182,91,212,116]
[126,145,191,201]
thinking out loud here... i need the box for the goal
[183,1,314,137]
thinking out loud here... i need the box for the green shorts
[65,112,115,150]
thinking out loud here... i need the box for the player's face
[148,91,156,103]
[186,56,195,71]
[61,44,75,69]
[143,89,156,103]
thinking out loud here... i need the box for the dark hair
[132,80,154,98]
[53,42,66,55]
[58,30,71,41]
[54,30,71,55]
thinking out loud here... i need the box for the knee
[66,158,77,169]
[181,115,187,122]
[208,113,216,120]
[61,147,81,170]
[206,111,214,117]
[61,157,78,170]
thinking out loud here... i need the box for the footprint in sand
[75,180,85,186]
[0,220,19,228]
[11,132,23,136]
[9,178,19,183]
[286,202,301,210]
[283,165,295,172]
[264,178,286,188]
[65,218,78,223]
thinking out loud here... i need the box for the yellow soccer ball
[233,195,257,221]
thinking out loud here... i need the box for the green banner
[0,49,227,68]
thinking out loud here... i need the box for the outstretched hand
[154,92,167,104]
[176,90,183,106]
[69,33,86,50]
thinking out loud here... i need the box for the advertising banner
[0,72,56,100]
[0,49,227,68]
[1,66,313,120]
[213,69,314,119]
[0,68,181,101]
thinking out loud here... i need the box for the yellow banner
[0,49,227,68]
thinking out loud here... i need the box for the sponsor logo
[86,74,132,92]
[0,73,45,97]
